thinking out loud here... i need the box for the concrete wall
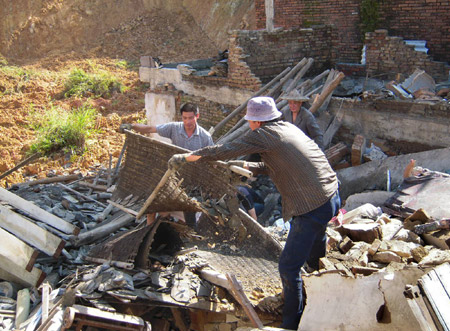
[139,67,252,106]
[327,98,450,154]
[144,92,176,144]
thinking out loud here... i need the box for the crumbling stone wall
[365,30,450,81]
[228,26,334,86]
[255,0,450,65]
[328,98,450,154]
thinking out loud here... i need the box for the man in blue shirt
[119,102,213,151]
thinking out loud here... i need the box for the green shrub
[29,104,99,156]
[64,68,124,98]
[361,0,380,37]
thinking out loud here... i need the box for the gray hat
[281,89,310,102]
[244,97,282,122]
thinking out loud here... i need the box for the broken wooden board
[0,205,65,258]
[0,187,79,235]
[226,273,264,329]
[418,263,450,330]
[300,267,428,330]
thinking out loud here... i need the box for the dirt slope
[0,1,253,187]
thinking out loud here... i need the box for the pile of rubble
[0,129,449,330]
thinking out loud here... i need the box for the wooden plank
[71,213,134,247]
[406,286,435,331]
[41,282,51,324]
[106,200,138,217]
[199,269,231,290]
[418,263,450,330]
[0,255,45,288]
[0,187,79,235]
[27,174,81,186]
[0,227,38,272]
[226,273,263,329]
[170,308,189,331]
[0,205,65,258]
[63,304,145,328]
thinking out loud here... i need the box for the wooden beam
[107,200,138,217]
[62,304,146,330]
[27,174,82,186]
[309,72,345,114]
[0,205,65,258]
[70,213,134,247]
[226,273,264,329]
[0,187,79,235]
[0,255,45,288]
[0,227,38,272]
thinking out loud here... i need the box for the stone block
[372,251,402,263]
[342,223,382,243]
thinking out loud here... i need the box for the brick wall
[255,0,450,65]
[365,30,449,81]
[255,0,362,63]
[228,26,334,86]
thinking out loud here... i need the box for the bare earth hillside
[0,1,253,187]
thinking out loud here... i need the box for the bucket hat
[244,97,282,121]
[281,89,310,102]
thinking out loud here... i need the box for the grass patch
[64,67,124,98]
[28,103,99,157]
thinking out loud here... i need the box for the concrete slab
[300,267,428,330]
[337,147,450,200]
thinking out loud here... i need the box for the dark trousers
[278,191,341,330]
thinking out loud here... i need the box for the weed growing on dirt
[115,59,139,70]
[28,103,100,156]
[64,68,124,98]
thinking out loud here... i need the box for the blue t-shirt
[156,122,213,151]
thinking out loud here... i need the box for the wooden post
[309,72,345,114]
[226,273,264,329]
[15,288,30,328]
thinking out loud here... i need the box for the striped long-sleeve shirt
[193,120,338,221]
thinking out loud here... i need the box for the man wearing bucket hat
[169,96,340,330]
[281,89,324,150]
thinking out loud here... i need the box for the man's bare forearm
[132,123,157,134]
